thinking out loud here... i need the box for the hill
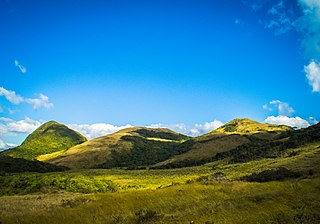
[151,118,293,169]
[209,118,292,135]
[41,127,190,169]
[2,121,87,160]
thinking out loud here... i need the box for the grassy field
[1,142,320,223]
[1,178,320,224]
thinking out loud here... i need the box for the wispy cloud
[14,59,27,73]
[242,0,265,11]
[0,87,24,104]
[265,115,310,129]
[265,1,296,35]
[234,18,246,26]
[0,87,54,110]
[243,1,319,91]
[304,60,320,92]
[25,94,54,109]
[263,100,295,116]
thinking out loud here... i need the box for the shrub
[243,167,301,182]
[134,209,161,224]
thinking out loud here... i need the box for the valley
[0,118,320,223]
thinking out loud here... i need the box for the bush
[243,167,301,182]
[134,209,161,224]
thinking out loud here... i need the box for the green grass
[1,178,320,223]
[0,173,118,195]
[1,148,320,223]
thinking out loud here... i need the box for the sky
[0,0,319,148]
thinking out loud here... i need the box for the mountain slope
[214,122,320,164]
[151,119,292,169]
[43,127,190,169]
[2,121,87,160]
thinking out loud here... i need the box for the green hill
[151,119,293,169]
[42,127,190,169]
[2,121,87,160]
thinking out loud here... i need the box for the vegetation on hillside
[0,173,118,195]
[96,137,194,169]
[242,167,302,182]
[0,128,320,223]
[214,123,320,163]
[0,155,68,173]
[151,135,250,169]
[2,121,87,160]
[46,127,190,169]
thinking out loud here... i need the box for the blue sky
[0,0,319,147]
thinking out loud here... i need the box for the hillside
[0,155,68,173]
[151,118,292,169]
[42,127,190,169]
[2,121,87,160]
[213,122,320,164]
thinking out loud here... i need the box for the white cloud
[263,100,295,116]
[304,60,320,92]
[25,94,54,109]
[0,87,24,104]
[67,123,133,139]
[265,115,310,129]
[149,120,224,137]
[0,87,54,110]
[0,117,42,134]
[7,117,42,133]
[14,60,27,73]
[0,117,41,149]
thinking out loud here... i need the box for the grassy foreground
[1,142,320,223]
[1,178,320,224]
